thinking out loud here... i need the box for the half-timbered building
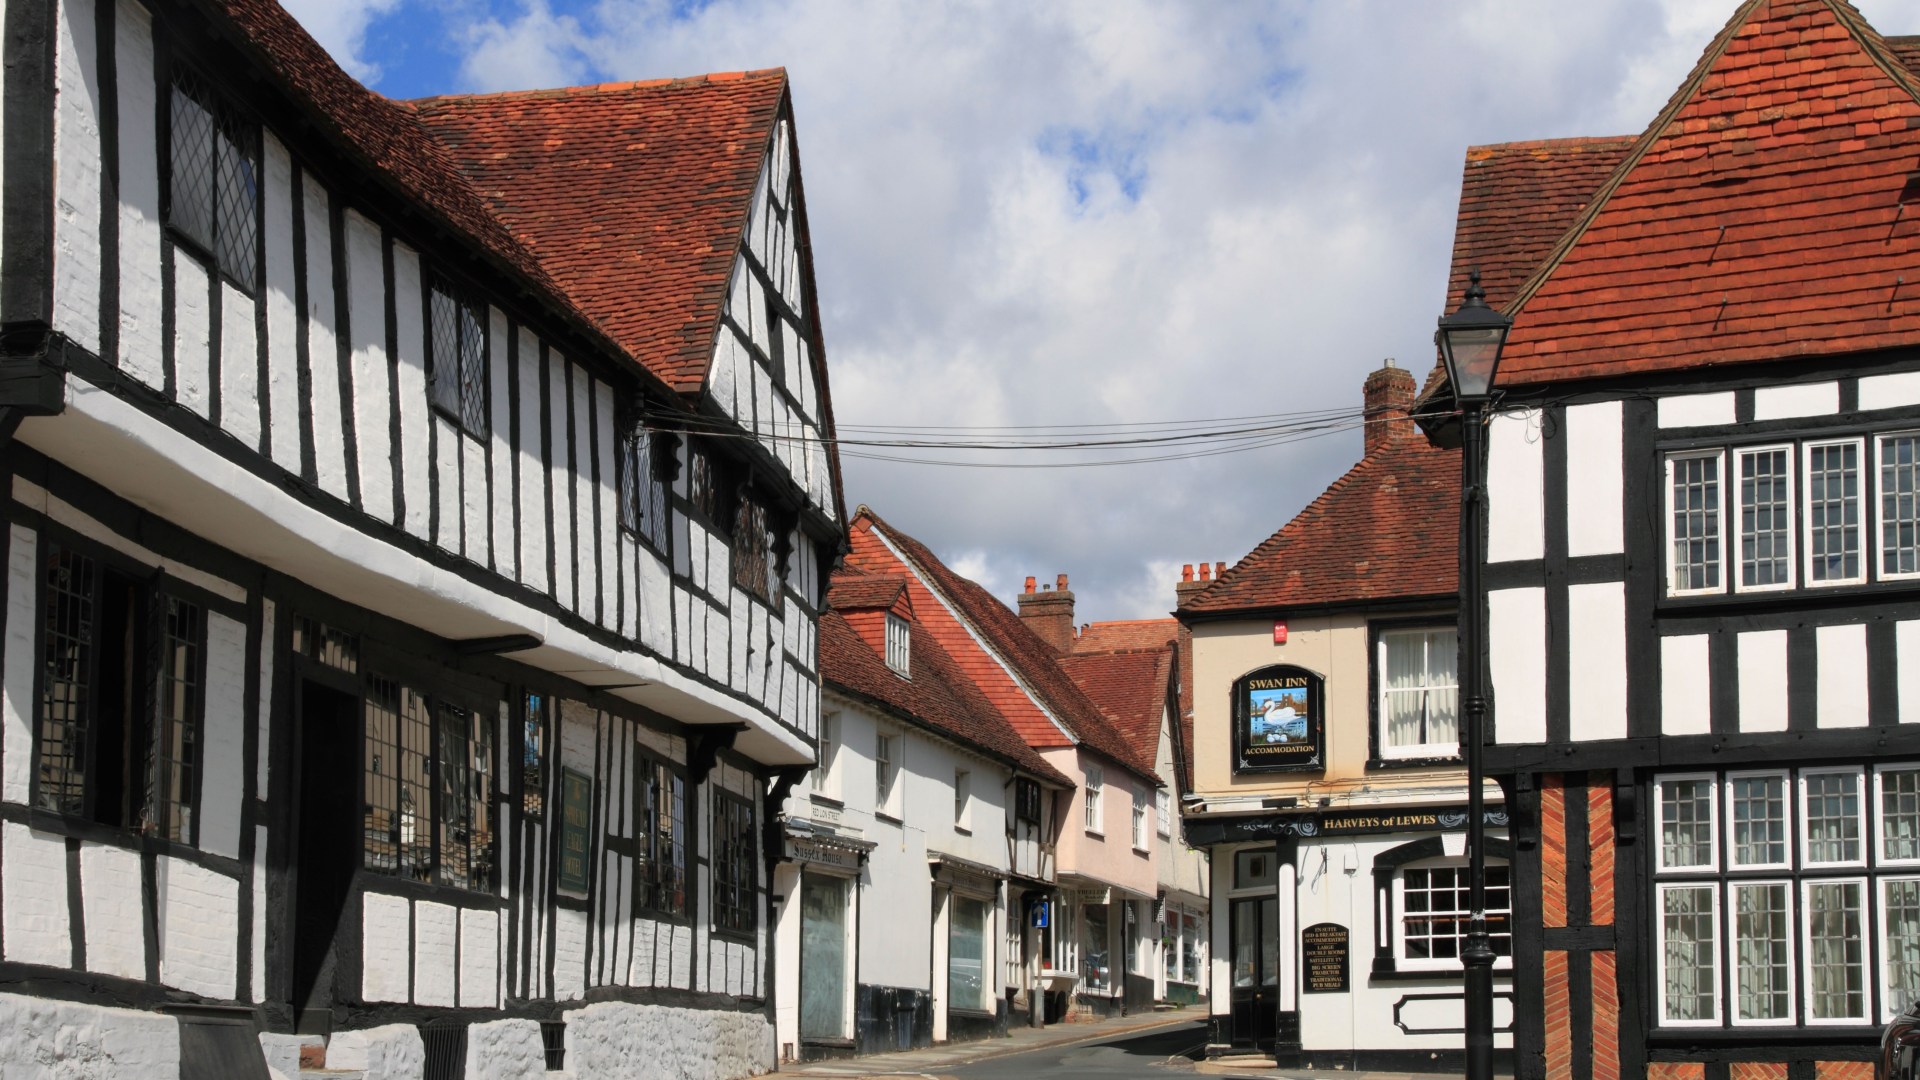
[1422,4,1920,1080]
[0,0,840,1074]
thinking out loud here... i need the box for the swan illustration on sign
[1248,687,1311,745]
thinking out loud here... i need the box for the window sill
[800,1037,855,1050]
[712,926,759,946]
[875,811,904,826]
[809,794,845,809]
[1655,576,1920,615]
[1646,1024,1883,1047]
[1133,846,1151,856]
[1085,829,1106,839]
[947,1007,996,1020]
[954,825,972,836]
[1367,754,1463,771]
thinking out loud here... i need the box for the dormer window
[885,613,910,675]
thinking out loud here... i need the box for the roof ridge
[1464,134,1637,155]
[406,67,787,106]
[1187,449,1388,608]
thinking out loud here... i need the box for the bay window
[1654,764,1920,1027]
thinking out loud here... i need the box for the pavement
[775,1008,1207,1077]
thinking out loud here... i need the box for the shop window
[33,541,208,841]
[714,790,757,935]
[361,676,495,892]
[428,279,488,438]
[1048,899,1079,975]
[1083,903,1111,992]
[1654,764,1920,1027]
[799,875,852,1040]
[618,420,671,554]
[949,894,992,1012]
[1084,764,1104,834]
[167,65,258,289]
[1393,860,1511,972]
[1376,626,1459,758]
[634,756,688,917]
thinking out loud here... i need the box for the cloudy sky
[285,0,1911,625]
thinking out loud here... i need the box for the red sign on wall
[1273,620,1288,645]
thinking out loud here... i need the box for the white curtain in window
[1886,878,1920,1016]
[1884,769,1920,861]
[1384,631,1458,750]
[1807,880,1866,1020]
[1662,886,1717,1022]
[1732,883,1790,1021]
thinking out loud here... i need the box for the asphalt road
[948,1018,1210,1079]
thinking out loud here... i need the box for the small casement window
[885,613,910,675]
[1014,776,1042,825]
[1666,451,1725,595]
[731,494,776,605]
[1804,439,1864,586]
[618,418,670,553]
[521,692,547,819]
[361,676,496,892]
[33,540,208,842]
[1393,860,1512,972]
[167,66,258,289]
[954,768,971,829]
[1131,790,1149,850]
[634,756,688,917]
[1083,764,1104,834]
[427,279,488,437]
[713,790,757,935]
[1736,445,1795,591]
[1156,789,1172,837]
[1878,432,1920,579]
[688,444,734,534]
[875,732,898,813]
[810,711,837,795]
[1376,627,1459,758]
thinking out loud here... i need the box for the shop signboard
[1232,665,1324,773]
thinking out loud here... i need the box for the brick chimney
[1175,561,1227,607]
[1018,573,1076,651]
[1362,359,1417,457]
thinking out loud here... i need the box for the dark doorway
[291,679,359,1035]
[1229,895,1278,1050]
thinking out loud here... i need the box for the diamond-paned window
[428,280,488,437]
[168,67,258,289]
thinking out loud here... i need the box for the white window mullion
[1728,879,1794,1026]
[1657,882,1721,1026]
[1803,877,1869,1025]
[1881,875,1920,1022]
[1804,439,1865,586]
[1735,445,1795,592]
[1667,451,1726,596]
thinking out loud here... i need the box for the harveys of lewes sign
[1232,665,1324,773]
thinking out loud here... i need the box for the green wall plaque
[559,767,593,893]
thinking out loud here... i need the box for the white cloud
[296,0,1920,622]
[278,0,404,81]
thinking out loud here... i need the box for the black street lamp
[1435,270,1510,1080]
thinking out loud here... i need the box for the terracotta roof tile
[1072,619,1177,655]
[1059,636,1174,773]
[826,570,908,612]
[410,73,788,392]
[1445,1,1920,388]
[846,511,1162,783]
[820,610,1069,786]
[1180,433,1459,614]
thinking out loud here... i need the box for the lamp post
[1434,270,1510,1080]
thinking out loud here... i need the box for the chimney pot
[1363,360,1418,457]
[1024,575,1036,594]
[1216,561,1226,578]
[1057,573,1069,592]
[1182,564,1193,583]
[1017,571,1076,651]
[1199,563,1212,582]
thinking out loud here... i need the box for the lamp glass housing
[1438,326,1505,401]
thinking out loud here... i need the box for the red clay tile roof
[1180,432,1459,615]
[410,73,788,393]
[847,510,1162,784]
[1072,620,1178,654]
[1448,0,1920,388]
[821,610,1071,787]
[1059,643,1174,775]
[826,570,908,612]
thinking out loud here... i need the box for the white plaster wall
[1486,409,1544,564]
[554,906,589,1001]
[198,610,248,860]
[414,899,459,1008]
[52,0,103,356]
[220,281,260,449]
[157,856,238,999]
[255,600,275,798]
[488,307,514,578]
[1862,372,1920,412]
[1816,623,1868,729]
[1657,391,1735,428]
[433,417,460,551]
[173,251,213,418]
[262,133,302,473]
[462,907,501,1008]
[0,990,180,1080]
[1737,629,1789,732]
[1753,381,1838,421]
[362,891,411,1003]
[1563,401,1622,557]
[466,1017,546,1080]
[1900,621,1920,723]
[1489,588,1547,744]
[80,841,145,980]
[1660,634,1712,736]
[301,173,350,500]
[3,524,38,804]
[516,327,549,593]
[3,821,71,968]
[548,358,574,611]
[251,823,268,1003]
[393,243,430,539]
[327,1024,424,1078]
[463,432,489,565]
[115,0,164,390]
[1567,582,1627,742]
[564,1000,775,1080]
[346,210,394,522]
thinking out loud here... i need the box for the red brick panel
[1731,1063,1789,1080]
[1588,773,1616,926]
[1545,950,1572,1080]
[1542,776,1568,929]
[1592,950,1620,1080]
[1647,1065,1705,1080]
[1816,1063,1875,1080]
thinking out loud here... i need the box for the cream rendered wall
[1155,717,1208,901]
[1046,745,1156,899]
[1188,614,1471,803]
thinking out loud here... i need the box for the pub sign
[558,767,593,893]
[1233,664,1324,773]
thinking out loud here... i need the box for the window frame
[618,417,672,556]
[1799,876,1871,1026]
[1734,443,1797,593]
[1657,771,1721,873]
[1875,764,1920,868]
[885,613,910,676]
[712,787,758,937]
[1724,769,1793,872]
[1665,450,1728,597]
[874,730,899,818]
[634,754,690,920]
[164,62,261,293]
[1656,880,1723,1028]
[1374,624,1461,760]
[1802,437,1867,588]
[1390,857,1513,974]
[1131,789,1149,852]
[1156,788,1172,838]
[426,276,490,439]
[1877,874,1920,1023]
[1084,764,1105,836]
[954,768,972,832]
[1799,766,1867,870]
[1878,431,1920,581]
[360,674,498,895]
[811,711,838,798]
[1727,877,1797,1028]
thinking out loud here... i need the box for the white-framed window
[1800,767,1865,868]
[1084,764,1104,834]
[885,613,910,676]
[875,731,899,816]
[1156,789,1172,838]
[1377,626,1459,758]
[1804,438,1865,586]
[1658,773,1719,872]
[1667,451,1725,595]
[1048,899,1079,975]
[954,768,971,831]
[1392,859,1512,973]
[1655,764,1920,1026]
[1132,791,1149,851]
[811,711,838,796]
[1736,445,1795,591]
[1879,432,1920,580]
[1729,879,1794,1026]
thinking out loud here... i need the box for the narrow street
[946,1020,1208,1079]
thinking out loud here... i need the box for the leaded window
[1881,766,1920,863]
[1728,772,1789,869]
[1659,775,1718,871]
[292,615,359,673]
[1802,768,1864,867]
[1377,626,1459,757]
[522,693,546,818]
[1883,877,1920,1018]
[1660,884,1720,1024]
[362,676,495,892]
[714,791,757,935]
[1805,440,1863,584]
[619,421,670,552]
[1668,453,1723,593]
[168,66,258,288]
[1881,433,1920,578]
[152,597,204,844]
[635,757,689,917]
[1738,446,1794,589]
[1805,879,1867,1022]
[1731,881,1792,1024]
[428,280,488,437]
[732,494,773,603]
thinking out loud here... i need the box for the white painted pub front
[0,0,838,1075]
